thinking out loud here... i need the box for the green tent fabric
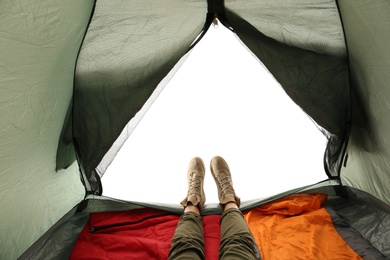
[0,1,93,258]
[338,0,390,204]
[0,0,389,258]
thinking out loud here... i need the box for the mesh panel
[222,1,350,177]
[225,0,346,56]
[74,0,207,191]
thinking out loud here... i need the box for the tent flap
[73,0,207,192]
[223,2,350,177]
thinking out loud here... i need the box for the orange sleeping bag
[244,193,362,260]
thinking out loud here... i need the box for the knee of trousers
[170,237,205,257]
[220,234,257,256]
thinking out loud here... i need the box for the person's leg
[219,203,258,259]
[169,206,204,260]
[210,156,258,260]
[168,157,206,260]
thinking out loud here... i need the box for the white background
[102,24,327,204]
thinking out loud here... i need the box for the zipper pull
[212,13,219,29]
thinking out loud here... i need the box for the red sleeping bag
[71,208,221,259]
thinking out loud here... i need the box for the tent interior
[1,0,390,259]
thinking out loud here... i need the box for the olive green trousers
[168,208,259,259]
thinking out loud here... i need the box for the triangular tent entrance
[1,0,390,259]
[102,23,327,204]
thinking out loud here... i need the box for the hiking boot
[210,156,241,208]
[180,157,206,211]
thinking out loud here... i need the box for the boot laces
[188,172,202,196]
[216,174,233,196]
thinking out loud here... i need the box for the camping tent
[1,0,389,259]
